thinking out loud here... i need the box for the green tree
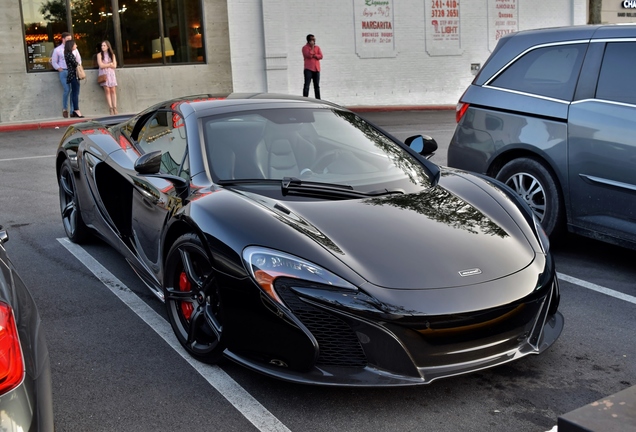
[39,0,66,23]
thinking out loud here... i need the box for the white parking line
[57,238,291,432]
[558,272,636,305]
[0,155,55,162]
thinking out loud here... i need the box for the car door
[129,109,190,280]
[568,41,636,243]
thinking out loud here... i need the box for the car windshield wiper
[217,179,281,186]
[280,177,404,199]
[217,178,404,199]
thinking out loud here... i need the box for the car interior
[205,119,317,180]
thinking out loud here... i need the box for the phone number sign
[425,0,462,56]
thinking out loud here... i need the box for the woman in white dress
[97,40,118,115]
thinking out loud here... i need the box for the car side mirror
[134,150,162,174]
[134,150,190,201]
[405,135,438,158]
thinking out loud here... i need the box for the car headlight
[243,246,357,304]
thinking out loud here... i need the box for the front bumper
[224,273,563,387]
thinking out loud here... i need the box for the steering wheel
[312,150,340,173]
[299,168,314,178]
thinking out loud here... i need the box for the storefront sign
[425,0,462,56]
[353,0,397,58]
[622,1,636,8]
[488,0,518,51]
[27,41,54,71]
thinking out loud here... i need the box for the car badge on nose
[459,268,482,277]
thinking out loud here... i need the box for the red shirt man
[302,34,323,99]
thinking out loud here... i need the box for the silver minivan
[448,24,636,249]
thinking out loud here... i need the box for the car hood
[235,172,536,290]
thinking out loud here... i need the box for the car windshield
[202,107,431,193]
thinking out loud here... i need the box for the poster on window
[488,0,518,51]
[353,0,397,58]
[425,0,461,56]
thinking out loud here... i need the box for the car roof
[152,93,345,117]
[475,24,636,86]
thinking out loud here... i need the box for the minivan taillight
[456,101,470,123]
[0,302,24,394]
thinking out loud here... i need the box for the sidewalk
[0,104,454,133]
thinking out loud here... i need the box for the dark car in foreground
[56,93,562,386]
[448,24,636,250]
[0,226,54,430]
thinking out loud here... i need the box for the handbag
[76,64,86,80]
[97,74,107,84]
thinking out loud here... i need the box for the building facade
[602,0,636,22]
[1,0,590,125]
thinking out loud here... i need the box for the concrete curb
[0,105,455,132]
[0,118,84,133]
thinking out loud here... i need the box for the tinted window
[489,44,587,100]
[596,42,636,105]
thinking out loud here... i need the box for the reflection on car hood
[240,173,535,289]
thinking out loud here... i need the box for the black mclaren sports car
[56,94,563,386]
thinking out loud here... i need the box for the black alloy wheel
[164,233,224,363]
[496,157,565,239]
[59,159,90,243]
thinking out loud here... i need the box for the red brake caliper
[179,271,194,320]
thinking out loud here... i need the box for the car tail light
[456,101,470,123]
[0,302,24,394]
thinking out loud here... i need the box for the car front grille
[276,283,367,368]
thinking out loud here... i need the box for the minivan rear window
[488,43,587,101]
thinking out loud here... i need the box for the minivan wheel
[496,157,564,238]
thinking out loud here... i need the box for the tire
[164,233,224,364]
[58,159,91,243]
[496,157,564,239]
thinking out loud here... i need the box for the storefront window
[72,0,116,68]
[23,0,68,71]
[21,0,204,72]
[162,0,205,63]
[120,0,162,64]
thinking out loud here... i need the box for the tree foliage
[39,0,66,23]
